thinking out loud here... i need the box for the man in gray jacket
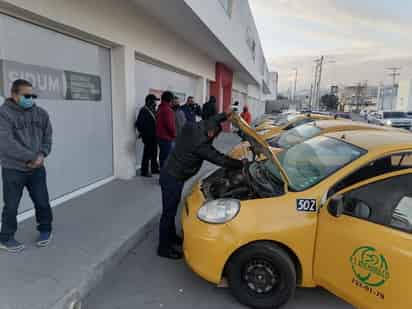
[0,79,53,252]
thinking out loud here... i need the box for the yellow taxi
[182,115,412,309]
[255,113,334,140]
[230,119,405,159]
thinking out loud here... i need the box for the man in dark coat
[181,96,202,123]
[135,94,160,177]
[202,96,218,120]
[157,112,244,259]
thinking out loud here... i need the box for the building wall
[0,0,273,217]
[183,0,268,86]
[1,0,218,181]
[1,0,216,81]
[397,80,412,112]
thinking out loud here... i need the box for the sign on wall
[0,59,102,101]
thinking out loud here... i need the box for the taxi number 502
[296,199,317,212]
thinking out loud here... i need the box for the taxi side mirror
[328,195,344,217]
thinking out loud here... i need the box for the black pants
[141,140,159,175]
[0,167,53,241]
[158,170,184,251]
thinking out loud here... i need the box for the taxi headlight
[197,199,240,224]
[385,120,392,125]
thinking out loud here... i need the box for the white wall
[184,0,267,86]
[0,0,216,179]
[1,0,215,81]
[397,80,412,112]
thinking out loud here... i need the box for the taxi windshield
[272,114,300,126]
[268,124,321,149]
[274,136,366,191]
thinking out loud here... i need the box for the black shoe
[152,169,160,175]
[157,248,182,260]
[141,172,152,178]
[174,235,183,246]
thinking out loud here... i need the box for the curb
[51,212,161,309]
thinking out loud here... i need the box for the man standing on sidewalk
[135,94,160,177]
[202,96,218,120]
[158,111,244,259]
[173,96,186,137]
[181,96,201,123]
[0,79,53,253]
[156,91,176,168]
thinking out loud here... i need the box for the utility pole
[316,56,324,110]
[292,68,298,106]
[387,67,401,110]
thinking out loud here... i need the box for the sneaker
[0,238,25,253]
[37,232,52,247]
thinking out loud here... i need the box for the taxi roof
[324,130,412,151]
[312,119,396,130]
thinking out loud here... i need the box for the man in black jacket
[158,112,244,259]
[202,96,218,120]
[135,94,160,177]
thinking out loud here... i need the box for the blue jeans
[158,170,184,251]
[0,167,53,241]
[158,139,174,169]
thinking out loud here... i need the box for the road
[84,228,353,309]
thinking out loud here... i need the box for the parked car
[229,119,404,159]
[370,111,412,129]
[183,115,412,309]
[406,112,412,119]
[255,113,334,140]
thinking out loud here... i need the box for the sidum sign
[0,59,101,101]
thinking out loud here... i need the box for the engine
[201,167,258,200]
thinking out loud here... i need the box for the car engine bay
[201,162,285,200]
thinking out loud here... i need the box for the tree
[321,94,339,111]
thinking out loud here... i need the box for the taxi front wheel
[226,242,296,309]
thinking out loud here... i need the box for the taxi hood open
[231,114,291,188]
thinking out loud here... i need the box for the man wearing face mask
[0,79,53,253]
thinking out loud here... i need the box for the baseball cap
[145,94,160,104]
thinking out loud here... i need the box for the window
[339,173,412,234]
[218,0,232,16]
[276,136,366,191]
[330,152,412,196]
[391,197,412,233]
[383,112,407,119]
[284,118,314,130]
[268,124,321,149]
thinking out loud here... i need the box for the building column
[111,46,137,180]
[209,63,233,131]
[195,77,208,105]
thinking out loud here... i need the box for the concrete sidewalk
[0,133,240,309]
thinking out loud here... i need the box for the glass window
[383,112,407,118]
[269,124,321,149]
[391,197,412,233]
[284,118,314,130]
[338,174,412,234]
[276,136,366,191]
[331,153,412,196]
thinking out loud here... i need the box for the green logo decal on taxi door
[350,246,390,287]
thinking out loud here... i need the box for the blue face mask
[18,96,34,109]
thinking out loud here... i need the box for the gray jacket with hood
[0,98,53,171]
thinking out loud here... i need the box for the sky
[249,0,412,94]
